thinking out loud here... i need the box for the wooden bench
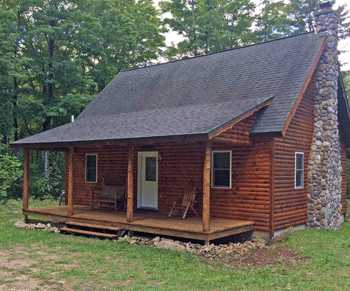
[91,183,126,211]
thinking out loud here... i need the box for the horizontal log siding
[340,140,347,215]
[211,137,272,231]
[71,147,129,205]
[64,144,206,212]
[213,112,257,144]
[63,119,271,231]
[153,143,205,213]
[273,75,316,231]
[211,113,272,232]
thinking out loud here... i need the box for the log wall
[273,75,316,231]
[63,75,346,234]
[340,140,347,215]
[211,136,272,232]
[64,112,272,232]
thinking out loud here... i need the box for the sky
[155,0,350,70]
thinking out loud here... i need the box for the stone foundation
[307,4,342,230]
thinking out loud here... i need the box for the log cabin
[11,2,350,242]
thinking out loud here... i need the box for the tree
[0,0,165,198]
[159,0,200,58]
[159,0,255,58]
[219,0,256,48]
[255,0,294,42]
[79,0,165,92]
[0,138,23,199]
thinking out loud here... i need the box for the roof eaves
[10,133,209,150]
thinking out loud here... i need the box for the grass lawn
[0,199,349,290]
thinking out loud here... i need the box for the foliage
[255,0,294,42]
[159,0,255,58]
[0,0,165,198]
[0,0,349,202]
[342,71,350,95]
[0,142,22,198]
[29,152,65,199]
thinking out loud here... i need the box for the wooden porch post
[203,142,211,232]
[67,147,74,216]
[127,145,134,222]
[23,148,30,223]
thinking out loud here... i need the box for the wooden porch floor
[23,205,254,242]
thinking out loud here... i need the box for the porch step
[65,221,121,231]
[60,227,118,239]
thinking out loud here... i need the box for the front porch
[23,205,254,243]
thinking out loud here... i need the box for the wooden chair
[91,182,126,211]
[168,187,199,219]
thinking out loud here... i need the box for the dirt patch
[199,235,308,269]
[0,248,74,291]
[0,252,36,270]
[0,271,66,291]
[119,279,134,286]
[228,245,307,268]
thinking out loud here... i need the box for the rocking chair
[168,187,199,219]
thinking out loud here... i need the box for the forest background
[0,0,349,201]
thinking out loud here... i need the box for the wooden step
[65,221,122,231]
[60,227,118,239]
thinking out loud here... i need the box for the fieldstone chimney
[307,1,342,229]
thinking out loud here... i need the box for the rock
[155,240,186,252]
[161,238,174,242]
[51,227,60,233]
[35,223,46,229]
[25,224,36,230]
[152,236,160,243]
[14,221,26,228]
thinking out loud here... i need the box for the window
[212,151,232,188]
[85,154,97,183]
[295,152,304,189]
[145,157,157,181]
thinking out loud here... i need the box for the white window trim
[211,150,232,189]
[295,152,304,189]
[85,154,98,183]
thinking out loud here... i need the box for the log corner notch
[23,148,30,222]
[203,142,211,232]
[67,147,74,216]
[127,145,134,222]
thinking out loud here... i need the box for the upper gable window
[212,151,232,188]
[86,154,97,183]
[295,152,304,189]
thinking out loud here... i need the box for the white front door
[138,152,158,209]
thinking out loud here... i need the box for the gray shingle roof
[12,32,327,148]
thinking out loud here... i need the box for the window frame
[85,154,98,183]
[211,150,232,189]
[295,152,304,189]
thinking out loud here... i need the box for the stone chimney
[307,1,342,229]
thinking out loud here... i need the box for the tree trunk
[191,0,197,56]
[14,4,21,199]
[44,151,50,195]
[42,31,55,196]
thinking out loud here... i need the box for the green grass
[0,199,350,290]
